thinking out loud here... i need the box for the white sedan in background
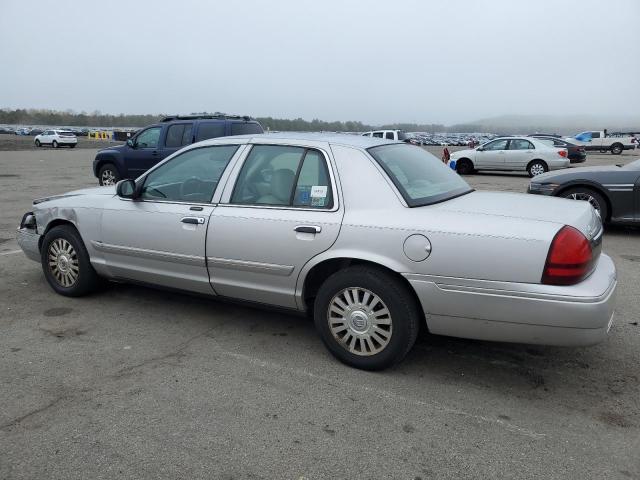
[449,136,569,177]
[34,130,78,148]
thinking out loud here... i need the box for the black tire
[69,144,76,149]
[561,187,609,222]
[313,266,421,370]
[35,140,41,147]
[527,160,548,177]
[610,143,623,155]
[98,163,120,186]
[456,158,474,175]
[41,225,101,297]
[52,140,58,149]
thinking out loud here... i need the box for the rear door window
[230,122,264,136]
[385,132,395,140]
[196,122,226,142]
[165,123,193,147]
[508,139,534,150]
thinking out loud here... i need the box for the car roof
[199,132,399,149]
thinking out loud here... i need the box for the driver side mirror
[476,147,484,151]
[126,139,135,148]
[116,179,138,199]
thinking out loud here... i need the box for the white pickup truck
[567,130,636,155]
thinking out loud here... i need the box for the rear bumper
[17,227,41,262]
[404,254,617,346]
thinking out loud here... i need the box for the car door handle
[181,216,205,225]
[295,225,321,234]
[151,150,160,156]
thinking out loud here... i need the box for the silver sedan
[17,134,617,370]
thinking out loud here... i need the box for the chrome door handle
[295,225,321,234]
[181,216,205,225]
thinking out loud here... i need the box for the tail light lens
[542,226,594,285]
[558,150,568,158]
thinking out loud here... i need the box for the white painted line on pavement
[0,250,22,256]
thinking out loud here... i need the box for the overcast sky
[1,0,638,125]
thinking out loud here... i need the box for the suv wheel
[52,140,58,148]
[41,225,101,297]
[314,266,421,370]
[456,158,473,175]
[98,163,120,186]
[610,143,623,155]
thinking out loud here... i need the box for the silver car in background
[17,134,616,370]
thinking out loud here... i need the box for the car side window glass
[231,145,309,206]
[372,132,383,138]
[136,127,161,148]
[230,123,263,136]
[591,132,600,139]
[195,122,226,142]
[385,132,394,140]
[140,145,238,203]
[181,124,193,145]
[484,139,508,150]
[165,124,185,148]
[293,150,333,209]
[509,139,533,150]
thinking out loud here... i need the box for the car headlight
[528,182,559,194]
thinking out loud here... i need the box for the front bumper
[404,254,617,347]
[17,227,41,262]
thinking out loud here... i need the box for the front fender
[93,150,124,177]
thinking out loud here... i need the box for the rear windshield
[368,144,472,207]
[397,131,409,141]
[57,131,75,137]
[230,122,264,136]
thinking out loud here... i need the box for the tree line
[0,108,483,133]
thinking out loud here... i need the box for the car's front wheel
[98,163,120,186]
[562,187,609,222]
[41,225,101,297]
[52,140,58,149]
[527,160,548,177]
[456,158,474,175]
[314,266,421,370]
[35,139,41,147]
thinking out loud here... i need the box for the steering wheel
[180,177,204,200]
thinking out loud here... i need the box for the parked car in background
[362,130,411,142]
[528,159,640,225]
[534,136,587,163]
[92,114,264,185]
[569,131,636,155]
[34,130,77,148]
[18,134,616,370]
[449,136,569,177]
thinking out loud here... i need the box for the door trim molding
[91,241,205,266]
[207,256,294,276]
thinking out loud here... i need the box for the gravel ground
[0,145,638,480]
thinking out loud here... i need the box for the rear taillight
[542,226,594,285]
[558,150,568,158]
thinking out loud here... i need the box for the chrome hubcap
[530,164,545,176]
[328,287,392,356]
[566,192,600,213]
[48,238,79,287]
[101,170,116,185]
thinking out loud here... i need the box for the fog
[1,0,638,125]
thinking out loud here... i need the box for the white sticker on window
[310,185,327,198]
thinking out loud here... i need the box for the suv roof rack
[161,113,253,122]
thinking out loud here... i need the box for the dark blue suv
[93,114,264,185]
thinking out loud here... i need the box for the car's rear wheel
[456,158,473,175]
[610,143,623,155]
[527,160,548,177]
[69,144,76,148]
[314,266,421,370]
[562,187,609,222]
[41,225,101,297]
[98,163,119,186]
[52,140,58,149]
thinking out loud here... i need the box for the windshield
[368,144,472,207]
